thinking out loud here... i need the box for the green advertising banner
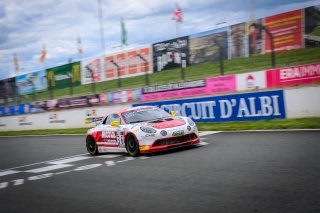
[47,62,81,89]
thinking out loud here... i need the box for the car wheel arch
[124,132,140,146]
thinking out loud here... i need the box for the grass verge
[0,117,319,136]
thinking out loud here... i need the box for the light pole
[15,84,20,104]
[67,73,73,96]
[27,79,36,101]
[85,65,96,94]
[219,45,225,76]
[137,53,149,86]
[45,74,54,99]
[48,77,53,99]
[97,0,106,87]
[110,60,121,89]
[215,35,225,75]
[180,52,186,81]
[250,23,276,68]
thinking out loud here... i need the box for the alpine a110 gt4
[85,106,200,156]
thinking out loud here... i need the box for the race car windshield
[122,108,171,124]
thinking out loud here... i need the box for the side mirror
[110,120,120,127]
[84,119,90,124]
[170,111,176,117]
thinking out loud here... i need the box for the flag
[13,53,19,74]
[172,3,183,22]
[39,44,46,63]
[121,19,128,46]
[77,36,83,54]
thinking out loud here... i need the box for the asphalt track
[0,131,320,213]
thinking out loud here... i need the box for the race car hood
[148,118,186,129]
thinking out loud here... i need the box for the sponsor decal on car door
[96,130,125,148]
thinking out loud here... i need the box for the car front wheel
[126,134,140,157]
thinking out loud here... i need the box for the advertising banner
[0,77,17,101]
[57,96,89,109]
[246,19,263,55]
[304,5,320,48]
[30,101,48,113]
[88,94,106,106]
[104,46,152,80]
[16,70,47,95]
[81,57,102,85]
[0,104,31,117]
[43,94,105,110]
[0,106,14,116]
[134,90,286,122]
[236,71,266,91]
[205,75,236,94]
[143,80,205,94]
[266,63,320,88]
[229,23,247,58]
[189,28,228,65]
[264,9,303,53]
[47,62,81,89]
[107,88,142,104]
[152,37,189,72]
[141,75,235,102]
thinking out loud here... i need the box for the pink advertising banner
[141,75,236,101]
[266,63,320,88]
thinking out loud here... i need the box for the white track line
[198,131,222,136]
[24,164,73,174]
[0,170,21,177]
[97,154,122,159]
[198,142,209,146]
[48,156,91,164]
[0,153,88,172]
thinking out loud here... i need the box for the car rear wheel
[86,136,99,155]
[126,134,140,157]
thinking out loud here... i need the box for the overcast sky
[0,0,319,80]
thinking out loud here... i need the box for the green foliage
[196,117,320,131]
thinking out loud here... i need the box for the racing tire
[86,136,99,155]
[126,134,140,157]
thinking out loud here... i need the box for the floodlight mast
[250,23,276,68]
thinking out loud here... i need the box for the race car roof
[117,105,155,114]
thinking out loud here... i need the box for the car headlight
[187,118,195,126]
[140,126,157,133]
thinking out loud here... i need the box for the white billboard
[236,70,266,91]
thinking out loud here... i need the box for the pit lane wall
[0,86,319,131]
[0,104,131,131]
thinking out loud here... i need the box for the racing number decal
[117,135,125,148]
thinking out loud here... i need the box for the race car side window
[103,113,122,125]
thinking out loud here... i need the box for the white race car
[86,106,200,156]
